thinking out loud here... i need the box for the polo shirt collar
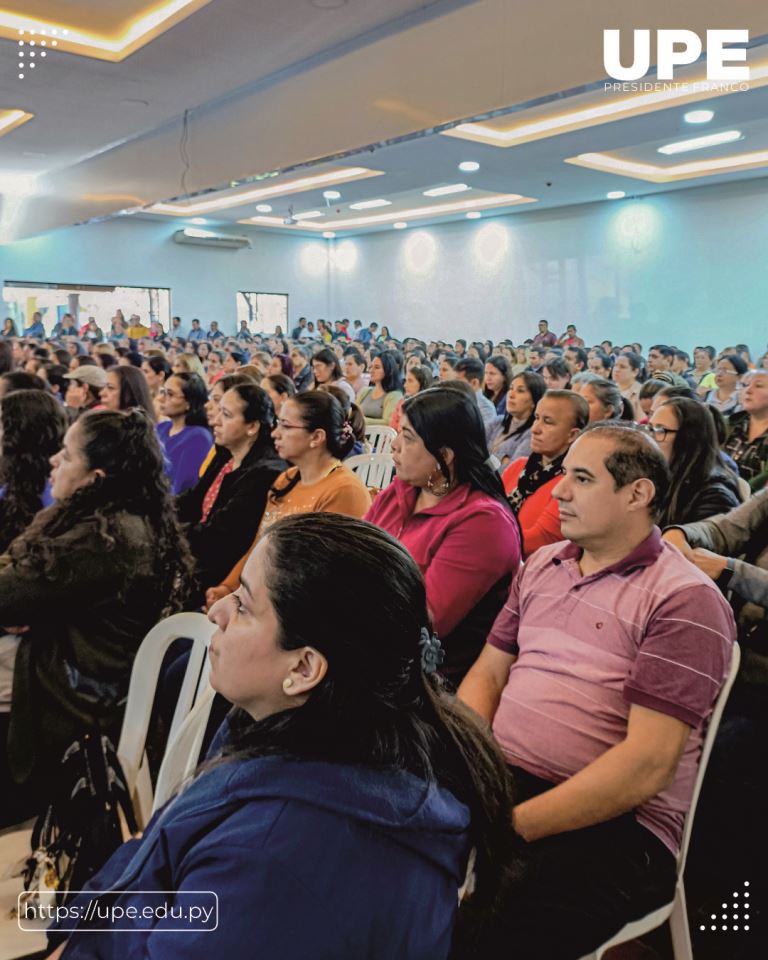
[552,527,663,579]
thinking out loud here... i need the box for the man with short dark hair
[532,319,557,348]
[291,317,307,340]
[459,423,736,958]
[208,320,224,341]
[454,357,497,426]
[188,318,205,341]
[171,316,182,333]
[564,345,588,375]
[526,346,545,373]
[236,321,253,343]
[647,344,675,375]
[557,323,585,348]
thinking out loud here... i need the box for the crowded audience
[0,309,763,959]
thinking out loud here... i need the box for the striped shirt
[489,528,736,855]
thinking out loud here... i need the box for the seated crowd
[0,310,765,959]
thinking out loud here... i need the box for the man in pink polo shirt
[458,422,736,959]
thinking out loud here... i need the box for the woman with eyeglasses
[157,373,213,494]
[704,354,747,414]
[205,391,371,607]
[648,397,741,527]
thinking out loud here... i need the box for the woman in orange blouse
[205,391,370,606]
[502,390,588,557]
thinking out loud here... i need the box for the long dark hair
[112,365,156,419]
[312,347,343,386]
[224,383,277,458]
[0,340,13,373]
[214,513,522,933]
[656,397,721,527]
[403,387,512,511]
[501,371,546,435]
[271,391,356,499]
[9,409,193,611]
[0,391,67,552]
[483,355,511,405]
[376,349,404,392]
[170,372,209,427]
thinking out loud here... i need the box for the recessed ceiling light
[323,190,341,200]
[684,109,714,124]
[349,199,391,210]
[423,183,470,197]
[255,204,272,212]
[458,161,480,173]
[606,191,625,199]
[466,211,482,219]
[190,217,208,224]
[323,231,336,239]
[393,221,408,229]
[658,130,742,155]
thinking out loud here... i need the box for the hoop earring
[426,465,452,497]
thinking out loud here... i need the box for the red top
[365,476,521,638]
[502,457,564,557]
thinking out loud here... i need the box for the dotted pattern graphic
[699,881,750,933]
[17,26,68,79]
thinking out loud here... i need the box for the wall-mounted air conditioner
[173,228,251,249]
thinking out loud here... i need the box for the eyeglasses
[274,419,308,431]
[643,423,679,441]
[715,366,738,375]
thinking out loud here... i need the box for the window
[236,291,288,334]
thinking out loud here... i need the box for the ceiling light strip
[242,193,536,230]
[565,148,768,182]
[150,167,383,215]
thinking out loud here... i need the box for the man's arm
[457,643,516,725]
[513,704,690,842]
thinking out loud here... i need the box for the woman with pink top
[366,386,522,684]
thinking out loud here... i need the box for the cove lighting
[658,130,742,155]
[684,110,714,124]
[466,211,482,219]
[423,183,470,197]
[294,211,323,220]
[323,231,336,238]
[458,161,480,172]
[606,191,625,199]
[349,199,391,210]
[255,204,272,212]
[190,217,207,224]
[393,221,408,229]
[150,166,382,216]
[323,190,341,200]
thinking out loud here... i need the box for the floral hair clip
[341,420,354,440]
[419,627,445,674]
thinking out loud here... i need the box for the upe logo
[604,30,750,82]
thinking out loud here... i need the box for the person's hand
[690,548,729,582]
[45,944,67,960]
[661,529,692,558]
[204,584,230,612]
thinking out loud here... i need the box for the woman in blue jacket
[46,513,520,960]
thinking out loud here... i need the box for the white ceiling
[2,0,768,242]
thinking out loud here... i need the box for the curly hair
[9,408,194,613]
[0,390,67,552]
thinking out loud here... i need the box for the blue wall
[1,177,767,357]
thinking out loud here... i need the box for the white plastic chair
[117,611,217,828]
[364,425,397,454]
[345,453,396,491]
[580,641,741,960]
[0,612,216,960]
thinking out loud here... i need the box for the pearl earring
[282,677,294,691]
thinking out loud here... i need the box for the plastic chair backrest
[116,611,216,826]
[345,453,396,490]
[677,641,740,872]
[364,425,397,454]
[152,686,216,813]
